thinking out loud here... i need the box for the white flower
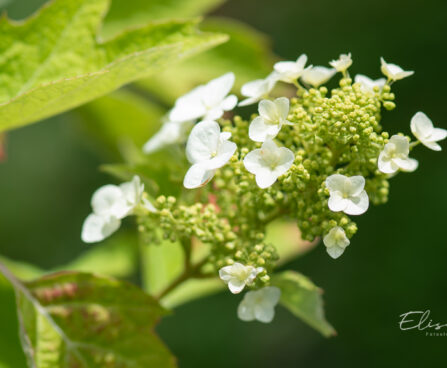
[249,97,291,142]
[410,112,447,151]
[81,176,155,243]
[300,66,336,88]
[243,139,294,189]
[183,120,237,189]
[329,53,352,73]
[219,263,264,294]
[380,57,414,81]
[378,135,418,174]
[323,226,350,259]
[237,286,281,323]
[239,72,279,106]
[354,74,386,94]
[143,120,193,154]
[274,54,309,83]
[169,72,237,122]
[325,174,369,215]
[81,214,121,244]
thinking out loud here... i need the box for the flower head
[274,54,309,83]
[378,135,418,174]
[184,120,237,189]
[323,226,350,259]
[243,139,294,189]
[81,176,155,243]
[300,66,336,88]
[380,57,414,81]
[219,263,264,294]
[249,97,291,142]
[169,72,237,122]
[354,74,386,94]
[410,112,447,151]
[239,72,279,106]
[329,53,352,73]
[237,286,281,323]
[143,120,193,154]
[325,174,369,215]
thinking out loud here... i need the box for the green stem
[154,257,208,301]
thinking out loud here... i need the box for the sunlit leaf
[272,270,336,337]
[76,90,166,159]
[0,0,227,132]
[0,264,176,368]
[141,17,276,104]
[265,220,318,266]
[0,232,139,281]
[102,0,226,38]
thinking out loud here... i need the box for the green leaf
[76,89,166,159]
[265,220,318,266]
[0,0,227,132]
[272,271,336,337]
[0,232,139,281]
[0,273,27,368]
[141,239,185,296]
[140,17,276,104]
[0,264,176,368]
[161,278,223,309]
[102,0,226,38]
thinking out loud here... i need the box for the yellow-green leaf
[140,17,276,104]
[102,0,226,38]
[272,270,336,337]
[0,0,227,132]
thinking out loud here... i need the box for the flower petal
[81,214,121,243]
[237,299,255,321]
[186,120,221,164]
[394,157,418,172]
[183,164,215,189]
[91,185,129,219]
[249,116,280,142]
[328,192,348,212]
[344,190,369,215]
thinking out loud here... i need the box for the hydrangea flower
[237,286,281,323]
[378,135,418,174]
[243,139,294,189]
[274,54,309,83]
[143,120,194,154]
[239,72,279,106]
[323,226,350,259]
[354,74,386,94]
[325,174,369,215]
[329,53,352,73]
[184,120,237,189]
[249,97,291,142]
[219,263,264,294]
[410,112,447,151]
[380,57,414,81]
[82,176,156,243]
[169,72,237,122]
[300,66,336,88]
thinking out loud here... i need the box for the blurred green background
[0,0,446,367]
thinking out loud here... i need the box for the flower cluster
[82,53,445,323]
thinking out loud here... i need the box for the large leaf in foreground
[102,0,226,38]
[272,271,336,337]
[0,0,227,132]
[0,264,175,368]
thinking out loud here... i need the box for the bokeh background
[1,0,446,367]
